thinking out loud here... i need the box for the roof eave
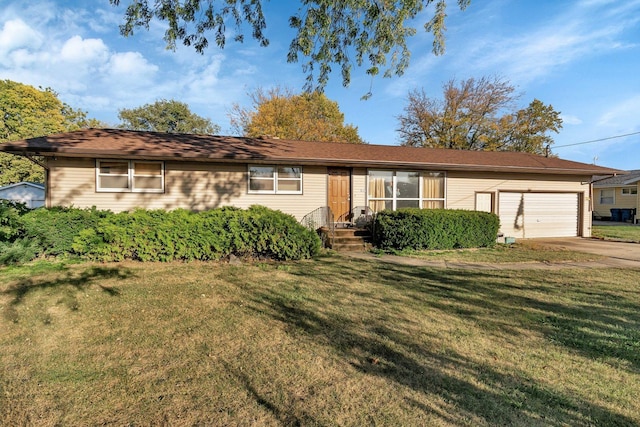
[1,146,619,176]
[622,177,640,185]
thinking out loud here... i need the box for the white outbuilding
[0,182,45,208]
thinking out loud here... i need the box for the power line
[554,130,640,148]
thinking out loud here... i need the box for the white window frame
[367,170,446,211]
[96,160,164,193]
[599,188,615,205]
[247,165,303,195]
[621,187,637,196]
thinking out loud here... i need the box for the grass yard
[388,240,602,263]
[1,257,640,426]
[593,225,640,243]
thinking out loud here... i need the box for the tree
[109,0,471,94]
[117,99,220,134]
[229,87,365,143]
[0,80,103,185]
[396,77,563,154]
[498,99,563,154]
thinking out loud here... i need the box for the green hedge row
[0,203,321,264]
[72,206,321,262]
[372,208,500,250]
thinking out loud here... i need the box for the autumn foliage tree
[230,87,365,143]
[0,80,103,185]
[117,99,219,134]
[110,0,471,94]
[396,77,563,154]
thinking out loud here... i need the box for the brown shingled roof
[0,128,621,176]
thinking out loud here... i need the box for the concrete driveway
[345,237,640,270]
[533,238,640,266]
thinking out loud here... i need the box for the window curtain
[422,200,444,209]
[369,178,387,212]
[422,175,443,197]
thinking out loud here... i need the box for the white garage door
[499,192,579,238]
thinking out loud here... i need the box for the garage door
[499,192,579,238]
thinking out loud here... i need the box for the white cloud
[0,19,42,53]
[596,95,640,129]
[0,1,165,121]
[108,51,158,77]
[561,114,583,125]
[60,35,109,63]
[185,56,223,93]
[452,0,640,83]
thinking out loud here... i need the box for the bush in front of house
[0,200,29,241]
[72,205,321,262]
[372,208,500,250]
[20,206,112,257]
[0,200,39,265]
[231,205,323,260]
[1,204,320,265]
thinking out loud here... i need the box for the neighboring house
[0,129,621,239]
[0,182,45,208]
[592,170,640,222]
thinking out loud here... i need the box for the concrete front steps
[322,227,372,252]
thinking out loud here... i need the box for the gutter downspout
[23,153,49,171]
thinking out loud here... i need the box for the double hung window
[248,165,302,194]
[599,189,614,204]
[96,160,164,192]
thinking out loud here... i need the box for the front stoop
[321,227,372,252]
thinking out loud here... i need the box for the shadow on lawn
[221,360,314,427]
[2,265,132,322]
[241,257,639,425]
[376,264,640,372]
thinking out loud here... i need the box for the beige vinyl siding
[351,168,367,208]
[446,171,591,237]
[46,158,593,234]
[593,186,637,217]
[48,158,327,220]
[637,183,640,222]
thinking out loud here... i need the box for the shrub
[373,208,500,250]
[0,238,40,265]
[20,207,112,257]
[72,205,321,262]
[236,205,322,260]
[0,200,29,242]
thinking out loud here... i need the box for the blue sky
[1,0,639,170]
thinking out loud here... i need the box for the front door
[328,168,351,222]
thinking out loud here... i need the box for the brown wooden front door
[328,168,351,222]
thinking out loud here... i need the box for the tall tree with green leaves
[109,0,471,95]
[230,87,365,143]
[117,99,219,134]
[396,77,563,154]
[0,80,102,185]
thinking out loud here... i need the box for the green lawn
[593,225,640,243]
[390,240,602,263]
[2,257,639,425]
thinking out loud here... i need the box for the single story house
[0,181,45,208]
[0,128,621,239]
[592,170,640,222]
